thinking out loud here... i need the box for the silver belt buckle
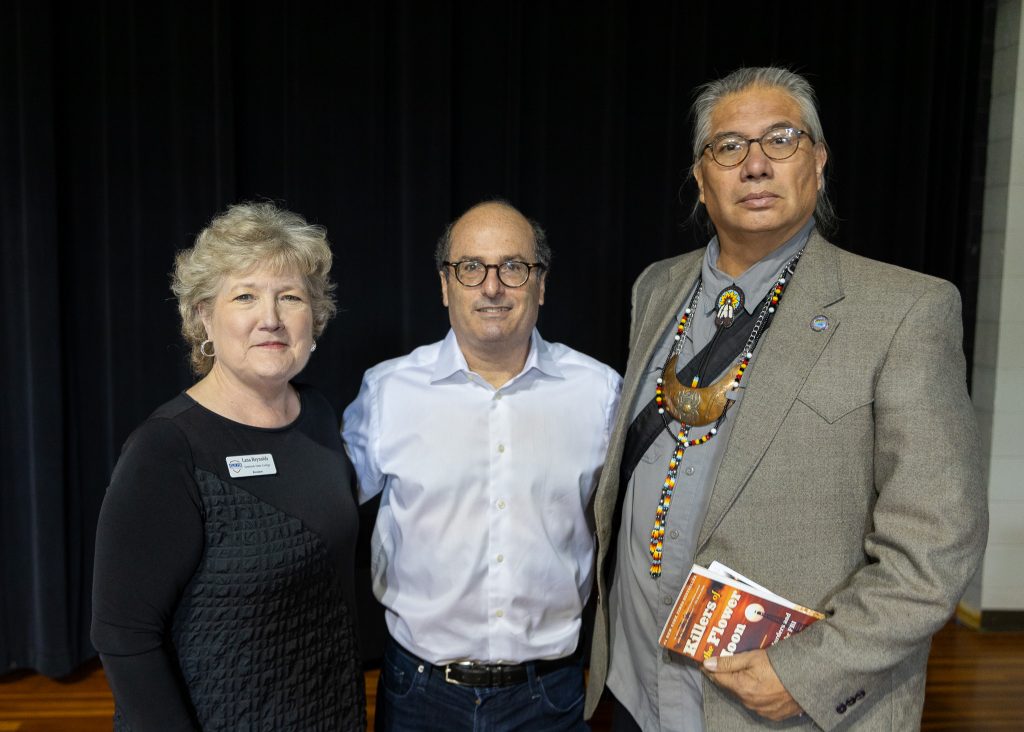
[444,661,474,685]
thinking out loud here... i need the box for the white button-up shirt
[343,329,621,664]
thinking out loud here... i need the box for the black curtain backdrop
[1,1,995,676]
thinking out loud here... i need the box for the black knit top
[91,384,365,731]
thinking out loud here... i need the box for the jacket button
[847,696,856,706]
[857,689,865,699]
[836,703,847,714]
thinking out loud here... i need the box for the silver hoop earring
[310,341,317,353]
[200,339,215,358]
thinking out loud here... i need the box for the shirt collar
[431,329,564,386]
[702,217,814,315]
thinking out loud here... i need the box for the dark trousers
[376,638,588,732]
[611,695,643,732]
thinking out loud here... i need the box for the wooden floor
[1,622,1021,730]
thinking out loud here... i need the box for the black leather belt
[442,653,578,687]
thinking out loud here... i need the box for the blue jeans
[376,639,588,732]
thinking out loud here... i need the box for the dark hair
[434,199,552,273]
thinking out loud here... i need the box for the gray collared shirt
[606,220,813,731]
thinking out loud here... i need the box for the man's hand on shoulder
[703,650,803,721]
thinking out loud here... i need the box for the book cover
[659,563,825,662]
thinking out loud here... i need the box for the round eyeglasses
[443,259,545,288]
[702,127,815,167]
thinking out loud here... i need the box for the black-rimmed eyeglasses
[702,127,815,168]
[442,260,546,288]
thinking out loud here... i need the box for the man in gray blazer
[585,67,987,731]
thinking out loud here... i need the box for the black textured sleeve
[91,417,204,731]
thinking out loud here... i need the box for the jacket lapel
[596,252,703,540]
[627,254,704,401]
[697,233,845,551]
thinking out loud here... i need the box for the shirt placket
[487,387,512,660]
[656,322,713,732]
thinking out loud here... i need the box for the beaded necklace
[648,251,802,578]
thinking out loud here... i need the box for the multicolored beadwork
[648,253,801,578]
[655,289,702,415]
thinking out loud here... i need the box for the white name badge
[225,453,277,477]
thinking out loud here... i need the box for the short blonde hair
[171,202,337,375]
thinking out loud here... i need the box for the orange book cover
[659,563,825,662]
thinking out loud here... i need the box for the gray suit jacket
[585,232,988,730]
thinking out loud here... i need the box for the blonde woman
[92,202,365,731]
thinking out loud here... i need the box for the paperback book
[659,561,825,662]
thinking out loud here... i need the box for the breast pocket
[773,384,876,521]
[795,384,874,425]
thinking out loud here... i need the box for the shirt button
[684,466,695,476]
[496,554,504,563]
[669,529,679,539]
[497,500,506,510]
[663,595,673,606]
[496,609,504,618]
[498,444,505,453]
[494,393,503,401]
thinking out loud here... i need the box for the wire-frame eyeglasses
[702,127,815,168]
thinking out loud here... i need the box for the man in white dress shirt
[343,200,622,731]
